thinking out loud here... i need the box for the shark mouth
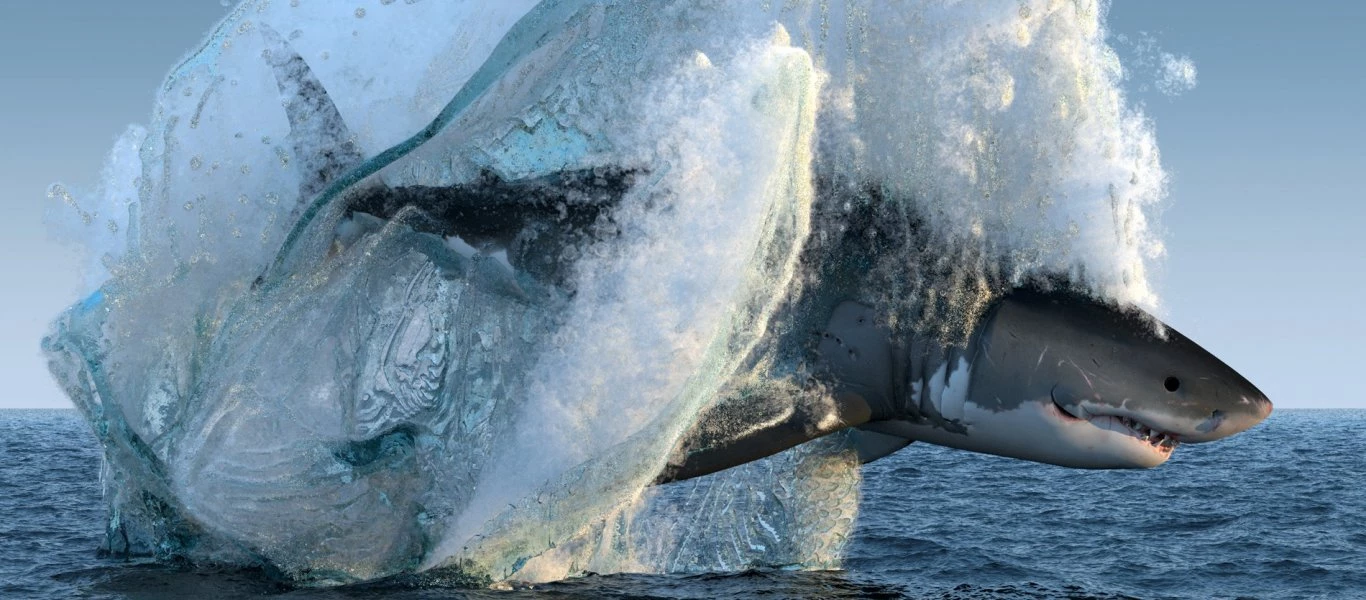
[1050,390,1179,454]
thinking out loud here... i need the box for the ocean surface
[2,408,1362,599]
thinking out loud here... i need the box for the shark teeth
[1050,397,1180,453]
[1114,415,1179,452]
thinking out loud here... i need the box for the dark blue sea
[2,409,1362,599]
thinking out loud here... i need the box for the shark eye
[1164,376,1181,392]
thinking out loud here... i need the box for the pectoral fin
[849,427,913,463]
[347,168,635,241]
[654,381,873,484]
[346,167,637,285]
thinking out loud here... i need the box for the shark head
[908,287,1272,468]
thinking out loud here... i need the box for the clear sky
[0,2,1361,409]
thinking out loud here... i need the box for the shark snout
[1175,394,1272,443]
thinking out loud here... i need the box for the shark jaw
[870,397,1181,469]
[1048,391,1179,460]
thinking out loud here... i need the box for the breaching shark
[269,13,1272,483]
[45,8,1273,583]
[345,168,1273,483]
[655,289,1272,481]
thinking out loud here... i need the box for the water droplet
[47,183,70,203]
[355,7,366,18]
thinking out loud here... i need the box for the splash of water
[44,0,1169,585]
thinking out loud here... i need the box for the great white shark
[318,126,1274,482]
[655,289,1272,483]
[45,15,1272,582]
[256,8,1270,481]
[276,14,1274,562]
[318,122,1271,478]
[338,164,1273,482]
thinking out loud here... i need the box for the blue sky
[0,2,1361,409]
[1106,2,1365,410]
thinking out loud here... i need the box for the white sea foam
[1114,30,1200,98]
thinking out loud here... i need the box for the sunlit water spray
[44,0,1179,585]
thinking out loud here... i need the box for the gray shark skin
[957,288,1272,458]
[337,167,1273,482]
[656,286,1272,481]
